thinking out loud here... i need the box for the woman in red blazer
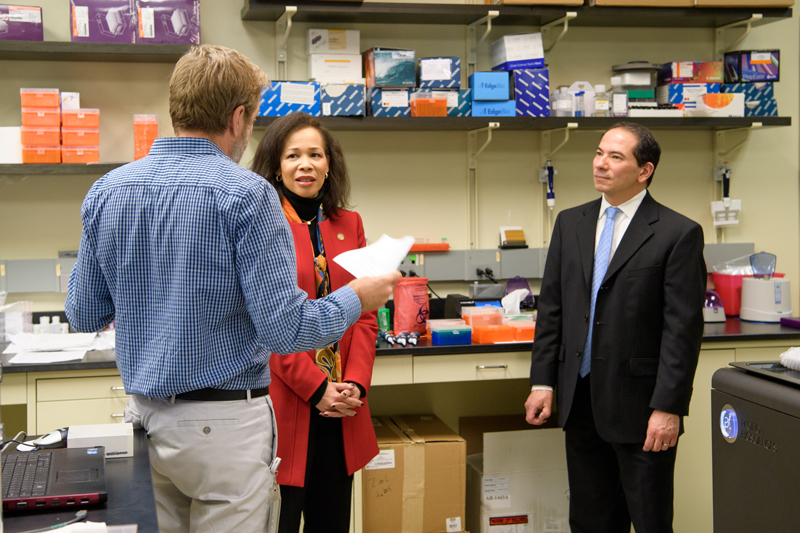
[252,112,379,533]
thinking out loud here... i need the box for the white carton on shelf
[306,29,360,55]
[68,423,134,458]
[308,54,363,84]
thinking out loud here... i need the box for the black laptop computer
[2,446,108,511]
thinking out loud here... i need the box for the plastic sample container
[461,306,503,325]
[62,108,100,128]
[426,319,467,335]
[509,322,536,342]
[61,127,99,146]
[20,88,60,108]
[22,145,61,164]
[61,146,99,164]
[21,107,61,127]
[711,272,785,316]
[470,313,503,327]
[431,326,473,346]
[472,325,514,344]
[20,126,60,146]
[410,95,447,117]
[134,114,158,160]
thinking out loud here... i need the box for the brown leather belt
[173,386,269,401]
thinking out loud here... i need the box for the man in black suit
[525,122,705,533]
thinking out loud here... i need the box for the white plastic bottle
[39,315,50,334]
[610,76,628,118]
[51,315,62,334]
[594,84,610,117]
[555,88,573,117]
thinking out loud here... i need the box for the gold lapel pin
[337,233,345,241]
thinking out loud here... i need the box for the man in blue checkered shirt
[65,45,399,533]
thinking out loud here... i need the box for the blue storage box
[489,33,544,72]
[513,68,550,117]
[321,84,365,116]
[724,50,780,83]
[417,89,472,117]
[419,57,461,89]
[469,72,510,101]
[259,82,321,117]
[431,328,472,346]
[656,83,720,106]
[472,100,515,117]
[722,82,778,117]
[368,89,411,117]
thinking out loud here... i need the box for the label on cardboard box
[382,91,409,108]
[365,448,395,470]
[282,84,316,106]
[9,6,41,23]
[421,59,453,81]
[73,6,89,36]
[484,475,511,508]
[751,52,771,64]
[140,8,156,38]
[489,515,528,532]
[446,517,462,532]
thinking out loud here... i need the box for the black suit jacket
[530,192,706,443]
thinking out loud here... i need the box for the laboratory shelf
[241,0,791,28]
[254,115,791,132]
[0,163,124,175]
[0,41,191,63]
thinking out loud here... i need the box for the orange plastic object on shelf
[509,322,536,342]
[470,313,503,327]
[62,108,100,128]
[61,146,99,164]
[472,325,514,344]
[134,114,158,160]
[21,107,61,127]
[61,127,99,146]
[409,242,450,252]
[20,126,60,146]
[20,88,60,108]
[410,97,447,117]
[22,146,61,164]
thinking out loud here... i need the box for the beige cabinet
[413,351,530,383]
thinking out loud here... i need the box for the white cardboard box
[67,423,134,458]
[306,29,360,55]
[309,54,363,84]
[466,429,570,533]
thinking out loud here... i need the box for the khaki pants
[125,393,277,533]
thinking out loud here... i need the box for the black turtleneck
[282,185,325,256]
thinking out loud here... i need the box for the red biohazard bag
[393,277,429,334]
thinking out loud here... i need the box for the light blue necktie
[580,207,621,378]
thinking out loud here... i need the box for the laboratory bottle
[556,89,573,117]
[51,315,61,334]
[574,91,585,117]
[611,76,628,118]
[594,84,610,117]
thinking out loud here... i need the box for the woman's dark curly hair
[251,112,351,218]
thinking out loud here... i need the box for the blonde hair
[169,45,268,135]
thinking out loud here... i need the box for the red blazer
[269,209,379,487]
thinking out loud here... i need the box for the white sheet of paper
[332,234,415,279]
[9,350,87,364]
[8,332,97,352]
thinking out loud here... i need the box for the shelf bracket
[714,14,762,60]
[466,10,499,82]
[542,12,577,53]
[540,122,578,159]
[715,122,762,158]
[466,122,500,249]
[275,6,297,81]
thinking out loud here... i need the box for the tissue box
[307,29,360,55]
[721,82,778,117]
[309,54,362,84]
[259,82,321,117]
[418,89,472,117]
[68,423,134,458]
[321,84,365,116]
[685,92,744,117]
[656,83,720,106]
[419,57,461,89]
[70,0,136,43]
[469,72,510,101]
[472,100,515,117]
[489,33,544,72]
[134,0,200,44]
[363,48,416,89]
[0,5,43,41]
[512,68,550,117]
[658,61,724,84]
[368,89,410,117]
[724,50,780,83]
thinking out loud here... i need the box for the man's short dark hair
[608,122,661,187]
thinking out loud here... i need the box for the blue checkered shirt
[65,138,362,397]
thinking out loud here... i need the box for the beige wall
[1,0,797,312]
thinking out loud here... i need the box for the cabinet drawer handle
[110,387,125,391]
[111,414,125,418]
[476,364,508,369]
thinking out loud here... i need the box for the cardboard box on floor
[461,416,569,533]
[363,414,466,533]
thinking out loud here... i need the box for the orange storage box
[22,146,61,164]
[410,96,447,117]
[472,325,514,344]
[62,108,100,128]
[21,107,61,127]
[711,272,785,316]
[20,126,60,146]
[469,313,503,327]
[62,127,99,146]
[61,146,99,164]
[20,88,60,108]
[509,322,536,341]
[409,242,450,252]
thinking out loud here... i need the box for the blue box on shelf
[656,83,720,106]
[368,89,411,117]
[431,328,472,346]
[724,50,780,83]
[512,68,550,117]
[321,84,365,116]
[417,89,472,117]
[721,82,778,117]
[469,72,510,101]
[419,57,461,89]
[472,100,515,117]
[259,82,321,117]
